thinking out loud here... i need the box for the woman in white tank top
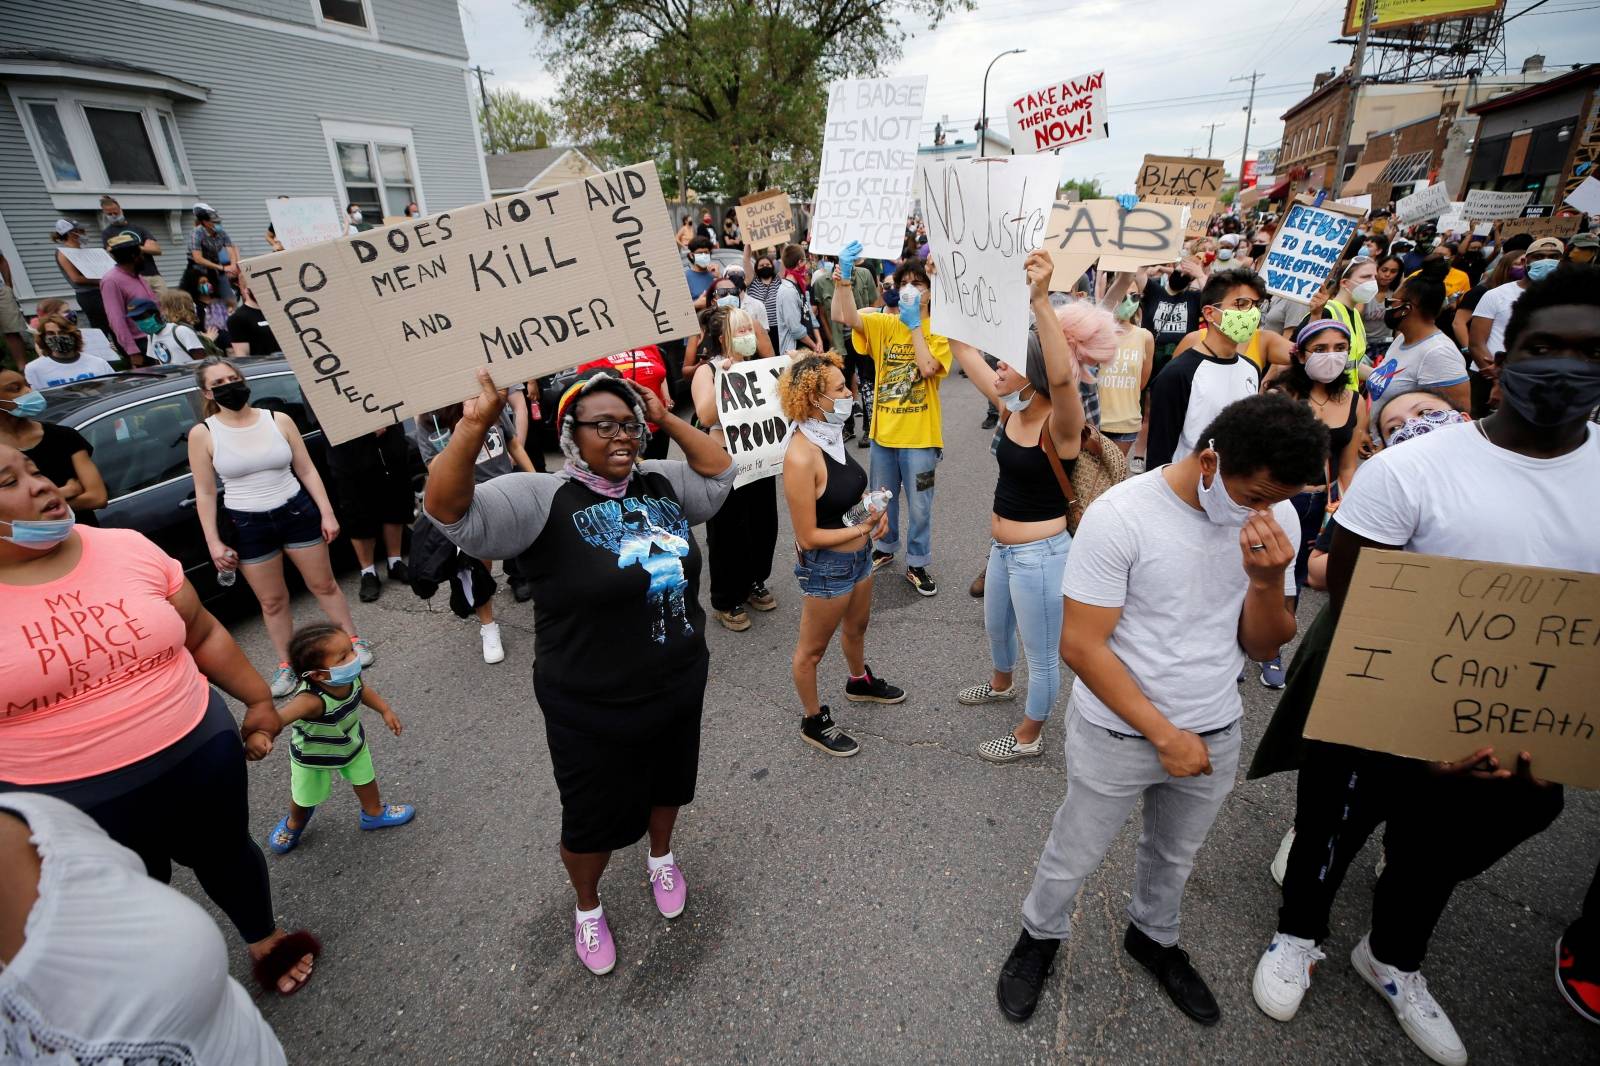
[187,357,367,697]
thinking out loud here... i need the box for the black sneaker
[1123,922,1221,1026]
[997,928,1060,1022]
[512,576,535,603]
[801,706,859,757]
[906,566,937,597]
[870,549,895,572]
[981,408,999,430]
[387,560,410,584]
[359,571,382,603]
[845,664,906,704]
[857,434,871,449]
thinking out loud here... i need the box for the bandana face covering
[1385,408,1469,447]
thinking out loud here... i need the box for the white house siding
[0,0,485,300]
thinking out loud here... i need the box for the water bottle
[216,566,236,588]
[843,488,893,528]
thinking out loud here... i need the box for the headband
[1296,319,1351,347]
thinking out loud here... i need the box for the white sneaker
[480,622,505,664]
[1271,826,1295,886]
[1253,932,1325,1021]
[269,664,296,698]
[1351,933,1468,1066]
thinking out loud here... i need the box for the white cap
[1218,233,1241,246]
[53,218,84,236]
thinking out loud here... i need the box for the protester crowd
[1,182,1596,1066]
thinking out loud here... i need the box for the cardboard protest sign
[1564,175,1600,216]
[267,197,344,249]
[811,76,928,259]
[712,354,790,487]
[1260,198,1363,302]
[240,161,697,445]
[58,248,115,280]
[1395,182,1450,224]
[1136,155,1223,239]
[1043,199,1190,290]
[1305,550,1600,790]
[1006,70,1108,154]
[1461,189,1534,221]
[1436,202,1468,235]
[1493,214,1581,243]
[735,189,793,251]
[920,155,1057,355]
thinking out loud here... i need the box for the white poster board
[1395,182,1450,224]
[920,155,1057,355]
[240,161,698,445]
[1436,202,1469,235]
[712,354,791,487]
[1261,199,1363,302]
[267,197,344,249]
[1461,189,1534,221]
[1335,194,1372,212]
[59,248,115,280]
[811,76,928,259]
[1006,70,1108,154]
[1564,175,1600,216]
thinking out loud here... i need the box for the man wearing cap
[1468,236,1565,402]
[187,203,240,310]
[1565,231,1596,267]
[100,232,158,363]
[98,195,164,294]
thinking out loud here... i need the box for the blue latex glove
[839,240,863,280]
[898,288,922,330]
[1115,194,1139,212]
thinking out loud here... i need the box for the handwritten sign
[1044,199,1190,291]
[713,354,790,487]
[1395,182,1450,224]
[811,76,928,259]
[1136,155,1223,239]
[1436,201,1469,235]
[240,161,697,445]
[1305,550,1600,790]
[58,248,115,280]
[266,197,344,249]
[736,189,794,251]
[1461,189,1534,221]
[1261,199,1363,301]
[1006,70,1108,154]
[1494,214,1581,243]
[920,156,1056,355]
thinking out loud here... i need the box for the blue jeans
[869,444,940,567]
[984,530,1071,723]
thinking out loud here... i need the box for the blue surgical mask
[4,390,47,418]
[716,294,740,309]
[817,397,854,425]
[1196,443,1255,527]
[323,655,362,685]
[1525,258,1559,282]
[1002,386,1033,413]
[1,512,76,549]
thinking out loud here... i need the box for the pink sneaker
[649,860,687,919]
[574,911,616,975]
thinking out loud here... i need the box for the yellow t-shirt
[1098,328,1149,434]
[852,312,953,449]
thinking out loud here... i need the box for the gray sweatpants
[1021,704,1241,946]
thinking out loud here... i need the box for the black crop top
[993,428,1073,522]
[815,447,869,528]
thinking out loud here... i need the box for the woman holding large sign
[426,368,733,977]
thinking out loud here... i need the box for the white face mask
[1002,385,1033,413]
[816,396,854,425]
[694,253,711,268]
[1196,445,1255,527]
[1348,279,1379,305]
[349,210,363,223]
[731,332,758,357]
[1303,350,1347,383]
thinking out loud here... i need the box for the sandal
[359,803,416,830]
[267,809,314,855]
[251,930,322,995]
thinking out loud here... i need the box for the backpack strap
[1036,414,1078,511]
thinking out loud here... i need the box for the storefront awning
[1264,177,1292,201]
[1341,159,1390,197]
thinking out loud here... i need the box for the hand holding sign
[462,367,508,433]
[839,240,862,280]
[1025,250,1053,303]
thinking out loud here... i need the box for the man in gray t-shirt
[995,393,1327,1029]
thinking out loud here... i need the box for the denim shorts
[227,487,323,564]
[794,545,872,599]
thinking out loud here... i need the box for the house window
[314,0,375,33]
[11,87,194,194]
[323,120,423,219]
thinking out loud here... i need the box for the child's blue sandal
[359,803,415,830]
[268,809,314,854]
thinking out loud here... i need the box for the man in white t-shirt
[1252,263,1599,1066]
[1467,236,1563,391]
[996,393,1327,1027]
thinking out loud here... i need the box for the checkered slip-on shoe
[979,733,1044,763]
[959,682,1017,706]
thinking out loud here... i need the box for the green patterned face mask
[1215,306,1260,344]
[1115,293,1139,321]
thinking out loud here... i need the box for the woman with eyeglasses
[424,367,733,978]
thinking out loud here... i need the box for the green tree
[517,0,972,201]
[1056,178,1103,202]
[480,87,559,154]
[1218,187,1237,206]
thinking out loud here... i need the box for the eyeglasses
[573,418,646,439]
[1215,296,1270,312]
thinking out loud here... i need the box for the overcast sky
[458,0,1600,193]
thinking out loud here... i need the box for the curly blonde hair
[159,289,199,327]
[777,350,844,424]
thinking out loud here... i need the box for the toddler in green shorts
[257,623,415,854]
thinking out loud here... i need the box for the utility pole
[1231,71,1262,188]
[1332,0,1376,197]
[1201,121,1226,157]
[471,65,495,152]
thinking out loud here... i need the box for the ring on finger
[1250,543,1267,551]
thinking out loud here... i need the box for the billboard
[1342,0,1504,37]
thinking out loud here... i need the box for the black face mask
[1167,272,1190,292]
[756,265,776,280]
[211,380,251,411]
[1498,356,1600,427]
[1382,303,1410,331]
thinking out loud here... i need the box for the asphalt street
[185,377,1597,1065]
